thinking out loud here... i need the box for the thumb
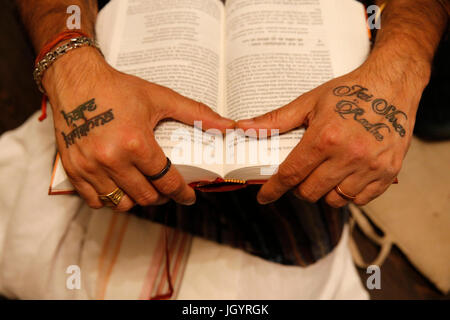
[166,90,235,133]
[236,94,313,136]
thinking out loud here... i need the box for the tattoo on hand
[61,98,97,127]
[60,99,115,148]
[371,99,407,137]
[333,85,408,140]
[335,100,390,141]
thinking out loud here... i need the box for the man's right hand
[43,47,234,212]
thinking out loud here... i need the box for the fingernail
[184,198,196,206]
[257,195,273,205]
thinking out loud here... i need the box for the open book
[50,0,370,194]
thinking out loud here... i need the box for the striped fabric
[95,212,192,300]
[131,186,348,267]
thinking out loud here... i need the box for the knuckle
[385,167,397,177]
[385,163,401,177]
[158,175,184,197]
[320,127,342,148]
[195,101,209,114]
[297,186,315,202]
[135,190,159,206]
[95,146,119,168]
[86,199,103,210]
[277,163,301,187]
[368,158,383,171]
[325,193,346,208]
[64,165,79,180]
[78,158,98,176]
[353,197,369,206]
[347,143,368,162]
[60,158,80,180]
[65,168,85,185]
[124,136,145,155]
[390,159,402,176]
[264,110,279,124]
[326,198,346,208]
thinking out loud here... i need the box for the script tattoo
[333,85,408,139]
[334,100,390,141]
[371,99,407,137]
[61,109,114,148]
[333,84,373,102]
[60,99,115,148]
[61,98,97,127]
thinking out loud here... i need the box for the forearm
[16,0,101,99]
[367,0,448,90]
[15,0,98,52]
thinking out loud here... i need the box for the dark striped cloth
[130,186,348,267]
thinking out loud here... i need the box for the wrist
[42,46,107,105]
[361,46,432,93]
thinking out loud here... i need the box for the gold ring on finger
[335,185,356,201]
[98,187,125,207]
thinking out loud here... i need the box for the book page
[110,0,226,179]
[223,0,370,178]
[223,0,333,175]
[321,0,370,77]
[95,0,122,62]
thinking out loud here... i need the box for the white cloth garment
[0,109,369,299]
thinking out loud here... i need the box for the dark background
[0,0,448,300]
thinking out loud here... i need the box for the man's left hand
[237,58,429,207]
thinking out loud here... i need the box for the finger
[293,159,354,203]
[60,159,105,209]
[324,171,378,208]
[82,170,135,212]
[71,177,104,209]
[236,93,314,136]
[353,179,392,206]
[257,129,326,204]
[172,100,235,133]
[150,85,235,133]
[134,136,196,206]
[324,189,349,208]
[106,165,169,206]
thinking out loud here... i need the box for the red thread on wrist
[35,30,91,121]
